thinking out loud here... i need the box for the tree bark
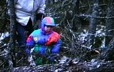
[105,0,114,46]
[72,0,80,31]
[98,0,114,61]
[8,0,16,70]
[87,0,100,48]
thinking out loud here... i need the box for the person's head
[41,16,56,33]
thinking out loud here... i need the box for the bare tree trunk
[0,0,7,33]
[100,0,114,60]
[105,0,114,46]
[87,0,100,48]
[8,0,16,70]
[72,0,80,31]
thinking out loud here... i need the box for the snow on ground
[0,32,9,42]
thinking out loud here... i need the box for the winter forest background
[0,0,114,72]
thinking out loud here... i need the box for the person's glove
[46,32,60,46]
[36,13,45,20]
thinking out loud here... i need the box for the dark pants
[16,19,33,48]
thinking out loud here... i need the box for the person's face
[44,25,54,33]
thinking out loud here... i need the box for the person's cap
[42,17,56,27]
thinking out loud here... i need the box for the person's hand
[36,13,45,20]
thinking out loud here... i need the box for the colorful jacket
[26,29,62,54]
